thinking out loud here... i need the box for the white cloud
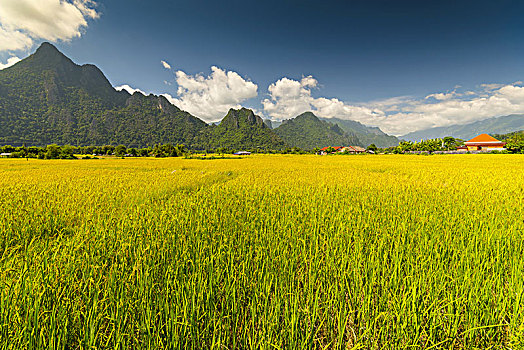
[262,76,524,136]
[164,66,258,121]
[425,91,456,100]
[161,60,171,70]
[115,84,147,96]
[262,77,315,118]
[0,56,21,70]
[262,76,383,124]
[378,85,524,135]
[0,27,33,51]
[480,83,504,91]
[0,0,99,52]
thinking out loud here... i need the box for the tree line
[0,144,189,159]
[2,133,523,159]
[501,132,524,153]
[381,134,524,154]
[0,144,317,159]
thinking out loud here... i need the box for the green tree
[128,148,138,156]
[505,135,524,153]
[114,145,127,156]
[60,145,76,159]
[45,144,61,159]
[367,143,378,153]
[397,141,413,153]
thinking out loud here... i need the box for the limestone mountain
[205,108,285,150]
[0,43,391,151]
[274,112,361,149]
[0,42,207,147]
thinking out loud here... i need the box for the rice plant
[0,154,523,349]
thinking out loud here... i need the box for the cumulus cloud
[0,56,21,70]
[0,0,99,52]
[115,84,147,96]
[163,66,258,121]
[0,27,33,51]
[262,75,384,125]
[262,76,524,136]
[161,60,171,70]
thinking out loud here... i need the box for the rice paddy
[0,154,523,349]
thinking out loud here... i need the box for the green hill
[0,42,208,147]
[205,108,285,150]
[1,43,387,151]
[274,112,361,149]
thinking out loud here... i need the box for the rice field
[0,154,523,349]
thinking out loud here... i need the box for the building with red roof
[319,146,366,154]
[320,146,343,152]
[465,134,506,151]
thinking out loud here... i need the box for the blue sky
[1,0,524,135]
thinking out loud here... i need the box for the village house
[319,146,366,154]
[344,146,366,154]
[320,146,343,152]
[465,134,506,151]
[319,146,343,155]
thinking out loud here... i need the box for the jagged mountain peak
[3,41,124,105]
[283,111,324,125]
[23,42,76,71]
[295,111,318,120]
[34,42,63,57]
[0,43,209,147]
[221,107,266,129]
[275,111,361,149]
[205,108,284,149]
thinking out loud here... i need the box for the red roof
[320,146,343,151]
[466,142,506,146]
[466,134,500,143]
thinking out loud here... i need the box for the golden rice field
[0,154,523,349]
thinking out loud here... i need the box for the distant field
[0,155,523,349]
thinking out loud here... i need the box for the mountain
[0,42,207,147]
[402,114,524,141]
[0,43,391,151]
[205,108,285,149]
[319,117,399,147]
[274,112,361,149]
[97,93,208,148]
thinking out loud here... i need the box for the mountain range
[0,42,398,149]
[0,42,210,148]
[319,117,400,148]
[402,114,524,141]
[274,112,360,149]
